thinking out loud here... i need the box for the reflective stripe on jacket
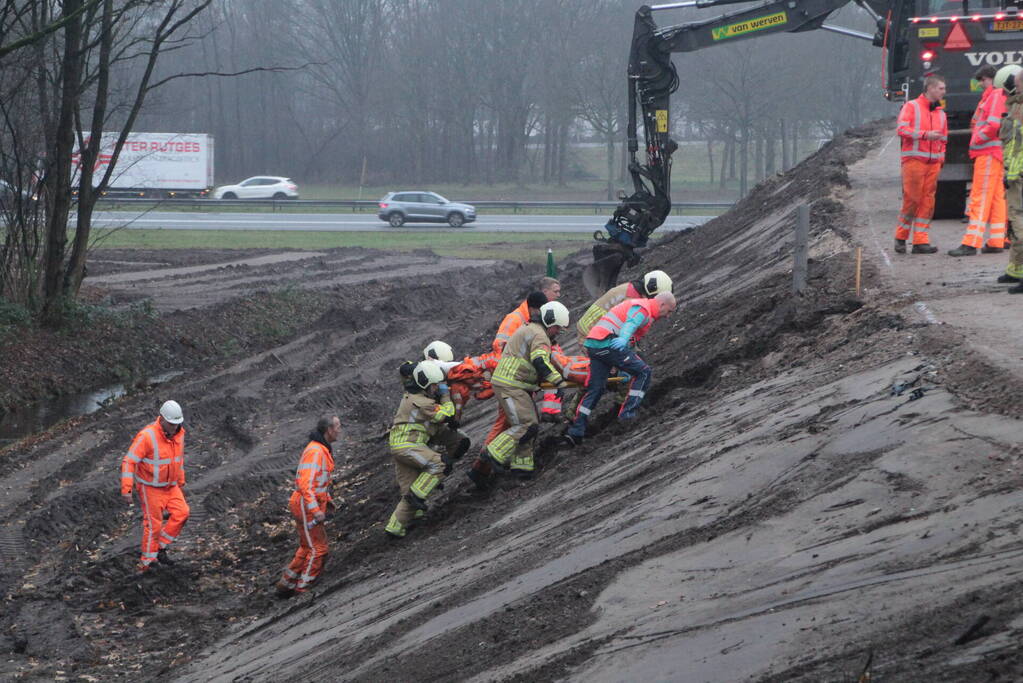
[970,86,1007,160]
[492,322,563,390]
[586,298,661,346]
[897,94,947,164]
[1000,92,1023,181]
[120,419,185,494]
[295,440,334,517]
[389,391,455,450]
[576,281,642,342]
[492,299,530,354]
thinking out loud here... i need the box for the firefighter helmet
[413,360,445,389]
[642,270,673,296]
[423,340,454,362]
[995,64,1023,94]
[539,301,569,328]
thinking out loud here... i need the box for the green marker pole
[546,248,557,278]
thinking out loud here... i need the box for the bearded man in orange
[894,74,946,255]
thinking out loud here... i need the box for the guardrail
[92,197,734,214]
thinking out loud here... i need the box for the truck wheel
[447,212,465,227]
[933,181,967,220]
[388,212,405,227]
[222,192,237,200]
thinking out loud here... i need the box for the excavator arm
[583,0,888,296]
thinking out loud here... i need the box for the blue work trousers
[567,346,651,438]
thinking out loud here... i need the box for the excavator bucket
[583,249,627,298]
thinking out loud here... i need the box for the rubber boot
[157,549,175,566]
[948,245,977,257]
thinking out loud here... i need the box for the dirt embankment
[1,121,1022,682]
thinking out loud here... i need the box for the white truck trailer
[72,132,214,198]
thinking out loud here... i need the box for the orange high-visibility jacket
[121,419,186,495]
[970,86,1007,160]
[898,94,948,164]
[492,299,530,353]
[295,440,334,518]
[587,298,661,345]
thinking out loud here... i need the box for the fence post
[793,204,809,294]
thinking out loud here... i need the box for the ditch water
[0,370,183,448]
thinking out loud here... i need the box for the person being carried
[275,415,341,598]
[562,292,677,448]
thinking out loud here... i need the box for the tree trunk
[606,131,615,200]
[739,129,749,197]
[706,139,715,185]
[765,127,776,176]
[40,0,83,326]
[754,135,763,183]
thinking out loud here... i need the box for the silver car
[377,191,476,227]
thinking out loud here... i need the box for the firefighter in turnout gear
[397,340,455,387]
[385,360,468,538]
[996,64,1023,292]
[563,292,677,447]
[483,301,569,477]
[575,270,673,346]
[276,415,341,597]
[120,400,190,573]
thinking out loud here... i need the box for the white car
[213,176,299,200]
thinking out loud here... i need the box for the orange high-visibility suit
[121,419,189,571]
[278,437,334,592]
[963,86,1008,249]
[491,299,530,354]
[896,94,947,245]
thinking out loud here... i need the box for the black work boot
[559,434,582,449]
[911,244,939,254]
[157,548,175,566]
[403,493,428,511]
[948,245,977,257]
[997,273,1020,283]
[894,239,907,254]
[466,467,491,491]
[981,245,1004,253]
[1009,281,1023,294]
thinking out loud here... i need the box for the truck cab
[886,0,1023,214]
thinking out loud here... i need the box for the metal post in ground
[793,204,809,294]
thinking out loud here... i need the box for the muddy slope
[1,122,1021,682]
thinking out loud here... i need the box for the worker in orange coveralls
[950,66,1010,256]
[120,400,190,574]
[275,415,341,598]
[491,277,561,354]
[893,73,946,255]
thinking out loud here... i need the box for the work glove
[609,336,629,351]
[437,382,449,396]
[445,416,460,429]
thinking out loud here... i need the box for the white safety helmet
[423,340,454,363]
[539,301,569,328]
[995,64,1023,94]
[413,360,445,389]
[159,400,184,424]
[642,270,673,296]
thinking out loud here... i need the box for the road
[84,211,712,232]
